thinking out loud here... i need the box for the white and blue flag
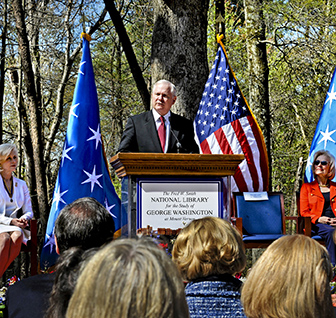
[305,68,336,183]
[40,34,121,269]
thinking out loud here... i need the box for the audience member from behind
[5,197,115,318]
[0,143,33,277]
[241,235,333,318]
[172,217,247,318]
[53,197,115,253]
[45,247,98,318]
[66,238,190,318]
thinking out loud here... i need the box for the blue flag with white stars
[305,68,336,183]
[40,35,121,270]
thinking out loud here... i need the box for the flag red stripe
[214,128,231,154]
[247,116,269,190]
[231,119,259,191]
[200,139,211,154]
[233,166,248,192]
[214,128,249,192]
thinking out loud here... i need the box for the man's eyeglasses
[314,160,329,166]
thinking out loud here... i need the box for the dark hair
[54,197,115,253]
[45,247,98,318]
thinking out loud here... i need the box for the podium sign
[138,178,224,229]
[111,153,244,237]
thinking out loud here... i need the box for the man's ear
[55,235,60,255]
[172,96,177,105]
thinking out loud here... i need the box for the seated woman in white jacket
[0,144,33,277]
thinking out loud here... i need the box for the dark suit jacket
[118,111,199,153]
[4,272,56,318]
[300,180,336,224]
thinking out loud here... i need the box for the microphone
[169,118,182,153]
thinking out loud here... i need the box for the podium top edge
[110,152,245,162]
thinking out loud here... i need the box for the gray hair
[153,80,177,98]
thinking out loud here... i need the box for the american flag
[40,34,121,270]
[194,35,269,192]
[305,67,336,182]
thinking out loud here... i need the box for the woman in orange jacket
[300,149,336,264]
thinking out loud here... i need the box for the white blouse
[0,175,33,243]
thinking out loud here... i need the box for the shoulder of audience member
[6,272,56,296]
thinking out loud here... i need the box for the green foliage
[91,0,153,159]
[264,0,336,211]
[207,0,336,212]
[2,0,336,211]
[1,0,153,198]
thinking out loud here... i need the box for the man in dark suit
[118,80,199,154]
[4,197,115,318]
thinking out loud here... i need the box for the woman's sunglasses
[314,160,329,166]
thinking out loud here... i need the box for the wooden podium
[110,153,244,237]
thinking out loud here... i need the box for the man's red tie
[158,116,166,152]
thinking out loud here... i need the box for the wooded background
[1,0,335,238]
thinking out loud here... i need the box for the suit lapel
[144,111,162,152]
[310,180,324,199]
[330,181,336,201]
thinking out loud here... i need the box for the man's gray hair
[153,80,177,97]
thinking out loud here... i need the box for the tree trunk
[26,0,44,116]
[151,0,210,119]
[244,0,271,187]
[8,67,37,213]
[44,0,75,192]
[0,0,7,145]
[112,39,124,153]
[12,0,49,225]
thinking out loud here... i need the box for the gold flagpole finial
[80,33,92,42]
[217,34,224,44]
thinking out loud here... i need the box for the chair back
[21,218,38,275]
[233,192,285,235]
[296,190,324,243]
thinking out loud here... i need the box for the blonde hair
[0,144,18,171]
[172,217,246,281]
[241,235,333,318]
[66,238,189,318]
[313,149,336,180]
[0,143,18,172]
